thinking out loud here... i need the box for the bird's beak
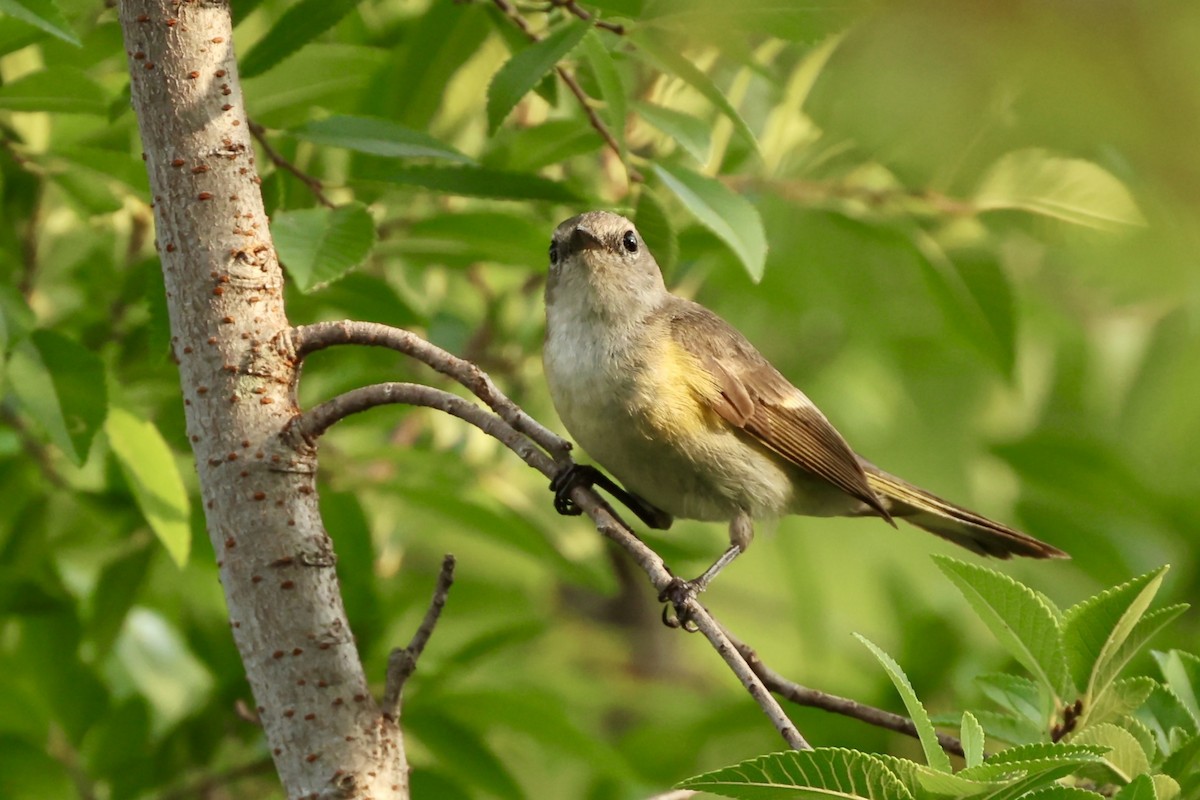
[570,224,603,253]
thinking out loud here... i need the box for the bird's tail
[863,466,1068,560]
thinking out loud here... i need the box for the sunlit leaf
[654,162,766,280]
[1074,722,1152,784]
[272,202,376,292]
[677,748,914,799]
[957,742,1107,782]
[855,634,952,772]
[105,407,191,567]
[975,148,1144,231]
[961,710,985,769]
[1064,566,1167,699]
[486,19,589,133]
[934,556,1072,699]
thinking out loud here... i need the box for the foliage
[1,0,1198,797]
[680,562,1196,798]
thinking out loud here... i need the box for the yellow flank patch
[635,338,722,442]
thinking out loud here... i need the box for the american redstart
[543,211,1066,598]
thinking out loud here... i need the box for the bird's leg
[660,511,753,630]
[550,463,674,530]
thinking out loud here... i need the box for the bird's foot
[658,577,701,632]
[550,463,674,529]
[550,463,604,516]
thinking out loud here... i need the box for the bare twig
[384,554,457,718]
[488,0,641,182]
[248,119,335,208]
[550,0,626,34]
[723,628,966,758]
[287,320,571,461]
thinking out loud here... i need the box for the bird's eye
[622,230,638,254]
[548,242,558,266]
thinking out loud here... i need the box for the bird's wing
[664,301,890,520]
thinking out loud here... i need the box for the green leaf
[632,31,760,155]
[1087,677,1158,728]
[105,407,191,567]
[7,329,107,465]
[1115,774,1159,800]
[88,545,153,659]
[1154,650,1200,723]
[634,186,678,273]
[483,119,597,172]
[395,211,547,267]
[0,65,105,114]
[677,748,914,799]
[957,742,1107,782]
[962,710,985,769]
[486,20,590,133]
[635,100,713,164]
[654,162,766,280]
[580,30,627,164]
[239,0,362,79]
[642,0,863,43]
[1091,605,1189,713]
[364,162,581,202]
[935,555,1072,699]
[1020,789,1106,799]
[295,115,472,163]
[1064,567,1168,696]
[855,634,952,772]
[1150,774,1181,800]
[272,202,376,292]
[977,673,1048,725]
[975,148,1144,231]
[0,0,79,45]
[1074,722,1152,783]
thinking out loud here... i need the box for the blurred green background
[0,0,1197,796]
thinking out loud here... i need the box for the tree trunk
[118,1,406,796]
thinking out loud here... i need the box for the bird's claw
[550,463,595,517]
[658,577,700,632]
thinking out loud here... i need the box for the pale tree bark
[118,1,406,796]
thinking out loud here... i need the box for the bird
[541,210,1067,603]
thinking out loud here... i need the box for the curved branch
[288,320,571,461]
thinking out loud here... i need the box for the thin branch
[488,0,641,182]
[247,120,334,208]
[287,363,807,749]
[384,554,457,718]
[550,0,626,34]
[287,320,571,461]
[723,628,966,758]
